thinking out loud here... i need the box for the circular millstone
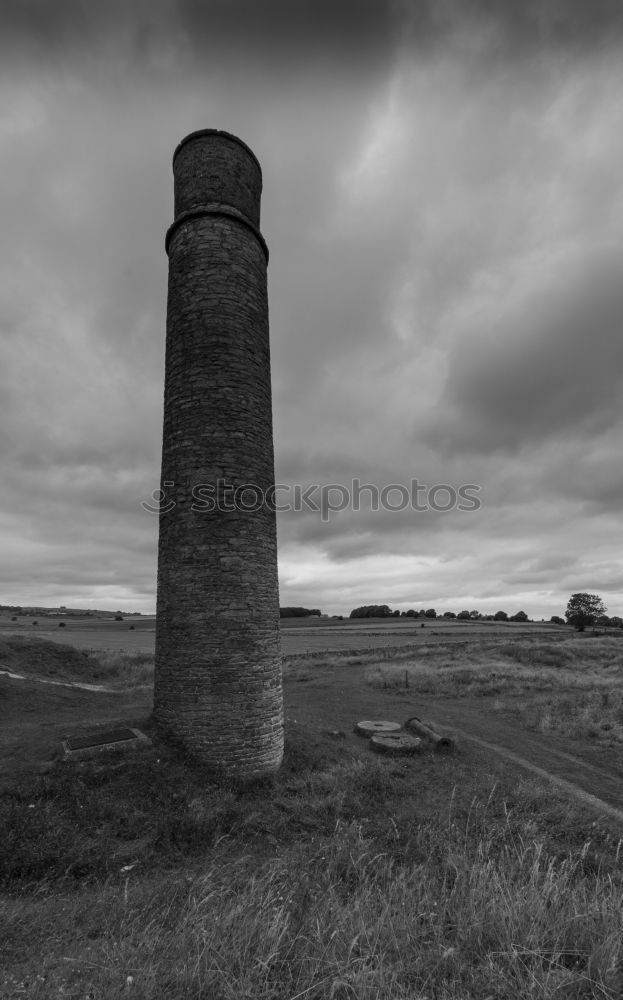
[355,720,402,738]
[370,734,422,755]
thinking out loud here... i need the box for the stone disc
[355,720,402,738]
[370,734,422,755]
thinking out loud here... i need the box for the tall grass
[363,635,623,700]
[5,634,623,995]
[6,765,623,999]
[351,635,623,745]
[83,650,154,689]
[494,689,623,743]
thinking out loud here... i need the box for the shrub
[350,605,392,619]
[280,607,322,618]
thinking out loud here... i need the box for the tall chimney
[153,130,283,777]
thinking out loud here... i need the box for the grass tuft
[83,650,155,688]
[4,767,623,998]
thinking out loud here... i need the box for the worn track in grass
[2,657,622,829]
[285,663,623,827]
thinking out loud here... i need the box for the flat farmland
[280,620,570,654]
[0,618,156,654]
[0,614,572,656]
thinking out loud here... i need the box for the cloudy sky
[1,0,622,618]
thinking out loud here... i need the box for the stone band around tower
[165,203,269,261]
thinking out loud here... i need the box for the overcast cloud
[0,0,622,617]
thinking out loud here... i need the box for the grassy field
[358,634,623,745]
[3,719,623,999]
[0,615,156,653]
[3,620,622,741]
[0,612,577,657]
[3,630,623,998]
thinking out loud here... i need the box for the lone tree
[565,593,606,631]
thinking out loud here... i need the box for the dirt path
[284,665,623,826]
[2,665,622,828]
[0,668,112,692]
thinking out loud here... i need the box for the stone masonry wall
[153,130,283,777]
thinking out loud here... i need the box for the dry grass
[4,634,623,996]
[0,637,154,691]
[3,753,623,999]
[83,650,154,689]
[4,628,623,998]
[282,633,623,746]
[363,635,623,697]
[493,689,623,743]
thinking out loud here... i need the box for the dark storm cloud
[425,248,623,454]
[177,0,395,66]
[0,0,396,70]
[1,0,622,616]
[0,0,169,53]
[4,0,623,70]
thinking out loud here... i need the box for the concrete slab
[61,727,151,760]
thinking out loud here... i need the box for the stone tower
[153,129,283,778]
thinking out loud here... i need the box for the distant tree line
[350,605,393,618]
[280,607,322,618]
[349,605,531,621]
[343,593,622,629]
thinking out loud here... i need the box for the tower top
[171,129,263,230]
[172,129,262,177]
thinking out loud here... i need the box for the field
[0,612,572,657]
[2,624,623,998]
[0,615,157,654]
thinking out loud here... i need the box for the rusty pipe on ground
[405,716,456,752]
